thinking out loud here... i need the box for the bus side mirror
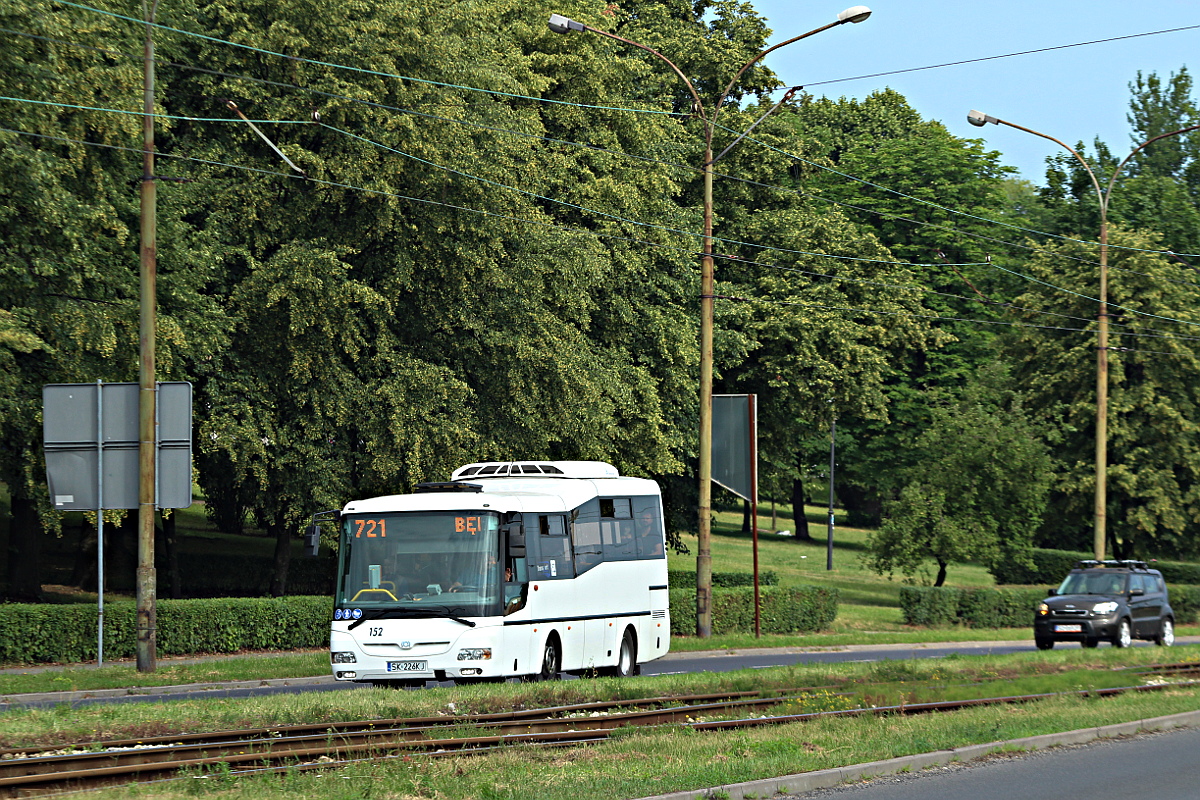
[304,524,321,557]
[503,512,525,557]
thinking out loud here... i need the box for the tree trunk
[71,516,99,591]
[269,509,290,597]
[935,559,948,587]
[4,492,43,600]
[791,473,813,542]
[159,512,181,599]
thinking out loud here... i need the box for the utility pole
[137,0,160,673]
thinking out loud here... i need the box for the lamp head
[967,109,997,127]
[548,13,585,34]
[837,5,871,23]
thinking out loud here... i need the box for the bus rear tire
[604,629,638,677]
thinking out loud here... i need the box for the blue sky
[745,0,1199,185]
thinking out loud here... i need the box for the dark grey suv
[1034,560,1174,649]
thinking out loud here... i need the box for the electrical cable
[10,20,1199,277]
[50,0,690,118]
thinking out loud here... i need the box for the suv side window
[1129,574,1145,594]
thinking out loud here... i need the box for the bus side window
[599,497,637,560]
[532,515,573,579]
[632,498,665,559]
[570,500,603,574]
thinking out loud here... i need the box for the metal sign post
[43,381,192,667]
[95,380,104,667]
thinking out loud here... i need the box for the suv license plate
[1054,624,1083,633]
[386,660,428,672]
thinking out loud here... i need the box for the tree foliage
[866,366,1053,586]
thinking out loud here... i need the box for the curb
[632,709,1200,800]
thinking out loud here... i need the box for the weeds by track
[2,663,1197,797]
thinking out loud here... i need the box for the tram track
[2,663,1197,797]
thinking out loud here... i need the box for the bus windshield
[336,511,503,617]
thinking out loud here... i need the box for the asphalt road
[780,725,1200,800]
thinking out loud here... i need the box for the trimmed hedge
[991,547,1200,587]
[900,584,1200,628]
[667,570,778,589]
[1167,585,1200,624]
[668,585,838,635]
[989,549,1090,585]
[900,586,1050,628]
[0,596,331,665]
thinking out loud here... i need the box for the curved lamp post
[967,109,1200,562]
[550,7,871,637]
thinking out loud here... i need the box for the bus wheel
[527,636,561,682]
[614,630,638,677]
[602,629,638,677]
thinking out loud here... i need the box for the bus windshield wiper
[347,607,476,630]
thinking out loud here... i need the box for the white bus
[327,461,670,685]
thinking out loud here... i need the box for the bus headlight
[457,648,492,661]
[332,651,357,663]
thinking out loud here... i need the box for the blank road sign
[43,382,193,511]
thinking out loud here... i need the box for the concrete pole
[137,0,159,673]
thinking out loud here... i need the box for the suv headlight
[1092,601,1119,615]
[332,651,357,664]
[457,648,492,661]
[1037,603,1049,616]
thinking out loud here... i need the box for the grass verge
[34,648,1197,800]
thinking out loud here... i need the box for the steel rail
[3,674,1197,797]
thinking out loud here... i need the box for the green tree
[866,366,1053,586]
[1002,227,1200,559]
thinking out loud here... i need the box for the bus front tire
[526,636,561,682]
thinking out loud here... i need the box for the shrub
[1167,585,1200,624]
[991,548,1200,587]
[898,586,961,627]
[989,548,1089,585]
[900,584,1198,628]
[668,585,837,636]
[667,570,778,589]
[0,597,331,665]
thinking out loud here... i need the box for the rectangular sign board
[712,394,756,501]
[43,382,193,511]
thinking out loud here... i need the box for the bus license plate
[1054,624,1082,633]
[386,660,428,673]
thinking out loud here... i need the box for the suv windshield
[1058,571,1128,596]
[336,511,502,617]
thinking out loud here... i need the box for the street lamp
[550,7,871,637]
[967,109,1200,562]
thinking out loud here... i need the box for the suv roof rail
[1072,559,1151,571]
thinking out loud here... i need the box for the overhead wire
[49,0,689,118]
[9,121,1200,350]
[46,0,1200,265]
[10,19,1199,279]
[11,11,1200,334]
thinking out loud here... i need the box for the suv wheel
[1113,618,1132,649]
[1155,618,1175,647]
